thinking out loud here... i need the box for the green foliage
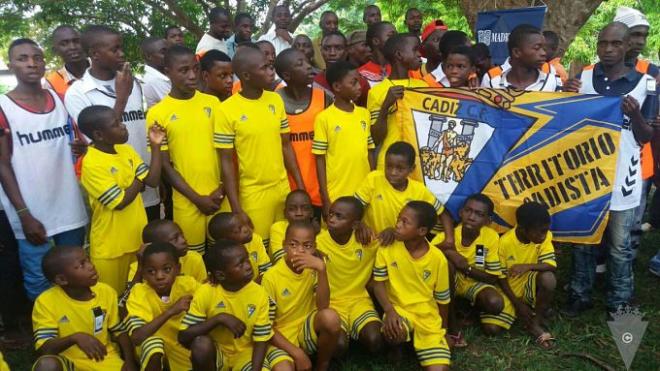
[564,0,660,65]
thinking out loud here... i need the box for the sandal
[448,331,468,348]
[535,332,555,349]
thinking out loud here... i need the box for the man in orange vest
[44,26,89,100]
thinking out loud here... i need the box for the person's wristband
[16,207,29,215]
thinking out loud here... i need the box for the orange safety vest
[45,68,75,100]
[635,60,655,179]
[286,87,326,206]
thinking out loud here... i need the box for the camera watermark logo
[607,306,647,370]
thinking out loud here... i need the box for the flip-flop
[535,332,555,350]
[448,331,468,348]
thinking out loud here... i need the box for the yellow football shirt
[431,225,502,276]
[316,230,376,305]
[367,78,429,171]
[268,220,288,263]
[261,260,317,342]
[355,170,444,234]
[246,233,273,279]
[312,103,375,202]
[214,91,289,192]
[125,275,200,371]
[180,281,274,362]
[32,283,124,367]
[0,352,8,371]
[81,145,147,259]
[127,250,207,283]
[147,91,221,204]
[373,241,450,309]
[498,228,556,292]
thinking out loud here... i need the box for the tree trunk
[459,0,603,54]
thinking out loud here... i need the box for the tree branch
[144,0,204,37]
[289,0,331,32]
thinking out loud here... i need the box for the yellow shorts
[32,353,124,371]
[240,182,289,247]
[454,273,497,304]
[222,347,284,371]
[385,305,451,367]
[92,253,136,294]
[481,271,537,330]
[333,298,381,340]
[173,197,218,254]
[138,336,191,371]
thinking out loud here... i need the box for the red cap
[421,20,448,43]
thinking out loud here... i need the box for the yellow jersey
[311,103,375,202]
[245,233,273,279]
[367,78,429,170]
[146,91,221,203]
[431,225,502,277]
[128,250,207,284]
[180,281,274,361]
[355,170,443,234]
[125,275,200,371]
[373,241,450,310]
[0,351,8,371]
[32,283,123,365]
[268,220,288,263]
[214,91,290,193]
[81,145,147,259]
[261,260,317,342]
[316,230,376,305]
[499,228,556,289]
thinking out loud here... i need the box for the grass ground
[4,236,659,370]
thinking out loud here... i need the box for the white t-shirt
[64,69,159,207]
[0,90,88,239]
[258,28,293,55]
[430,63,450,87]
[481,58,562,92]
[196,33,228,55]
[142,65,171,109]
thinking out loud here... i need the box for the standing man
[140,37,170,109]
[542,30,568,84]
[313,11,339,70]
[259,5,294,56]
[0,39,88,301]
[405,8,423,38]
[65,25,160,220]
[563,22,656,316]
[226,12,255,59]
[196,7,232,55]
[346,30,372,68]
[363,5,382,26]
[45,26,89,99]
[165,26,185,46]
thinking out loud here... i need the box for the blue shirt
[226,35,255,59]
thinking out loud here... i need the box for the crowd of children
[0,3,657,371]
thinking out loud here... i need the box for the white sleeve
[64,84,92,123]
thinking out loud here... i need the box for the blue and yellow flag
[399,88,623,244]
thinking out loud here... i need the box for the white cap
[613,6,650,28]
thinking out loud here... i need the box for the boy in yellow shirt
[215,46,304,248]
[269,190,318,263]
[312,60,375,217]
[79,105,165,293]
[368,34,428,173]
[373,201,451,370]
[208,212,272,282]
[178,240,278,370]
[147,45,224,254]
[355,141,454,245]
[262,221,342,371]
[498,202,557,349]
[430,194,506,344]
[317,197,383,353]
[32,246,136,371]
[125,242,199,370]
[127,219,207,286]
